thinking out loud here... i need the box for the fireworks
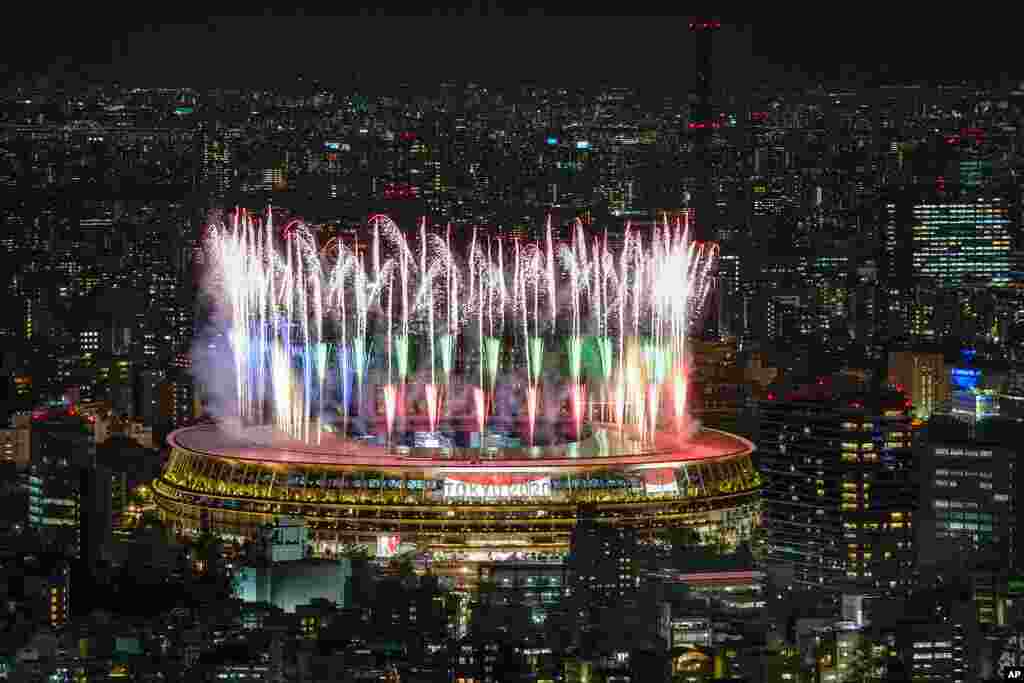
[201,208,718,446]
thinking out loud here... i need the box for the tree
[140,509,165,530]
[662,526,702,551]
[747,524,769,566]
[190,530,225,578]
[392,552,417,580]
[338,542,370,560]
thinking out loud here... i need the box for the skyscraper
[200,133,234,199]
[79,462,113,569]
[887,350,949,420]
[753,377,915,600]
[885,188,1013,289]
[916,425,1020,579]
[29,416,96,548]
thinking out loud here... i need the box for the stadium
[152,419,761,560]
[154,211,762,561]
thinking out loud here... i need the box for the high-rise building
[201,135,233,199]
[885,189,1012,289]
[79,463,113,567]
[261,167,286,192]
[888,351,949,420]
[872,587,979,683]
[157,370,197,442]
[753,377,915,598]
[476,560,571,626]
[916,421,1022,580]
[135,369,164,427]
[28,417,96,548]
[568,506,640,613]
[11,554,72,629]
[0,413,31,470]
[717,251,741,337]
[938,353,1002,426]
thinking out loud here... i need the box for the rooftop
[168,423,754,473]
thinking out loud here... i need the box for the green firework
[393,335,411,382]
[594,336,613,382]
[439,334,456,379]
[528,336,545,383]
[484,336,501,388]
[565,336,584,383]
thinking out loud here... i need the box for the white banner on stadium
[442,477,551,500]
[645,480,679,495]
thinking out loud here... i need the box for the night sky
[3,13,1021,91]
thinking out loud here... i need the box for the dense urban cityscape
[3,15,1024,683]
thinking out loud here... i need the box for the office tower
[932,352,1002,426]
[135,369,164,427]
[754,378,915,599]
[201,135,233,199]
[765,294,809,343]
[887,351,950,420]
[871,587,979,683]
[476,560,571,627]
[917,420,1022,583]
[79,211,115,255]
[79,462,113,569]
[0,413,31,470]
[885,188,1012,289]
[261,167,286,192]
[96,356,133,416]
[28,416,96,548]
[568,506,640,613]
[960,158,993,190]
[717,250,741,337]
[12,554,72,629]
[156,369,197,443]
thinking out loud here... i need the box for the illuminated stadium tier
[153,423,761,557]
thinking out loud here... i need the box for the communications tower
[689,17,721,243]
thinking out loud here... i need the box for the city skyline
[6,15,1023,92]
[4,16,1024,682]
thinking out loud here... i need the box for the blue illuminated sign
[546,137,558,145]
[576,141,591,150]
[325,142,341,150]
[961,347,977,363]
[951,367,980,391]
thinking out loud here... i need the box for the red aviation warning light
[689,19,721,30]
